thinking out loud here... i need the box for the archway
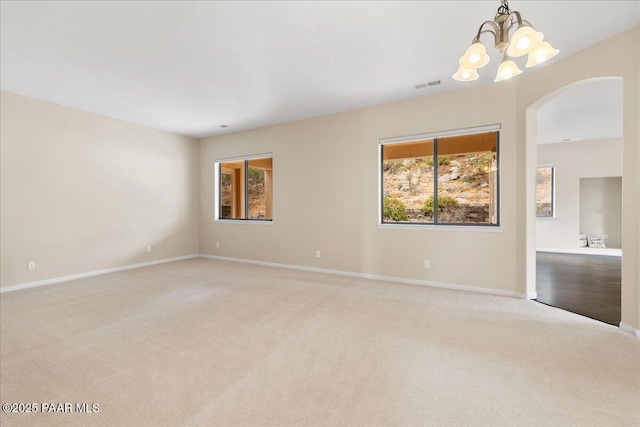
[525,76,624,325]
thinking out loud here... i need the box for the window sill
[215,219,273,225]
[536,217,558,221]
[378,223,503,232]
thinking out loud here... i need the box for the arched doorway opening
[526,77,623,325]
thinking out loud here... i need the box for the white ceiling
[1,1,639,138]
[537,79,623,144]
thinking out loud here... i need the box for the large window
[216,154,273,221]
[536,166,555,218]
[380,127,499,226]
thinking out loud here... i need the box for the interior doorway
[532,78,623,325]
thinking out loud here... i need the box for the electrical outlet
[28,261,36,270]
[424,260,430,269]
[216,242,220,248]
[316,251,321,258]
[146,246,152,253]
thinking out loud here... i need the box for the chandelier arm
[505,11,525,30]
[519,19,533,28]
[473,20,500,45]
[478,30,499,38]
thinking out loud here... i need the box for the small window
[216,154,273,221]
[536,166,554,217]
[380,126,499,226]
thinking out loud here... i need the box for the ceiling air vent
[415,80,442,89]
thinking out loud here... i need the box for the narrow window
[536,166,554,218]
[216,155,273,221]
[380,127,499,226]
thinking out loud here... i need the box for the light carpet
[1,258,639,426]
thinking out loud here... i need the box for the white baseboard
[0,254,200,293]
[537,248,622,257]
[619,323,640,338]
[199,254,529,299]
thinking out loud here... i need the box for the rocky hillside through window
[383,153,495,223]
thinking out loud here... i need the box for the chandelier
[453,0,559,82]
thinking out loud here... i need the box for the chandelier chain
[495,0,512,18]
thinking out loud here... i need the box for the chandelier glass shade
[452,66,480,82]
[494,57,522,82]
[458,42,491,70]
[453,0,559,82]
[525,41,560,67]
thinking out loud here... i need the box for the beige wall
[580,177,622,249]
[0,92,200,288]
[637,26,640,331]
[518,26,639,331]
[200,82,520,294]
[536,138,623,250]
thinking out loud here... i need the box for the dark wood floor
[536,252,621,325]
